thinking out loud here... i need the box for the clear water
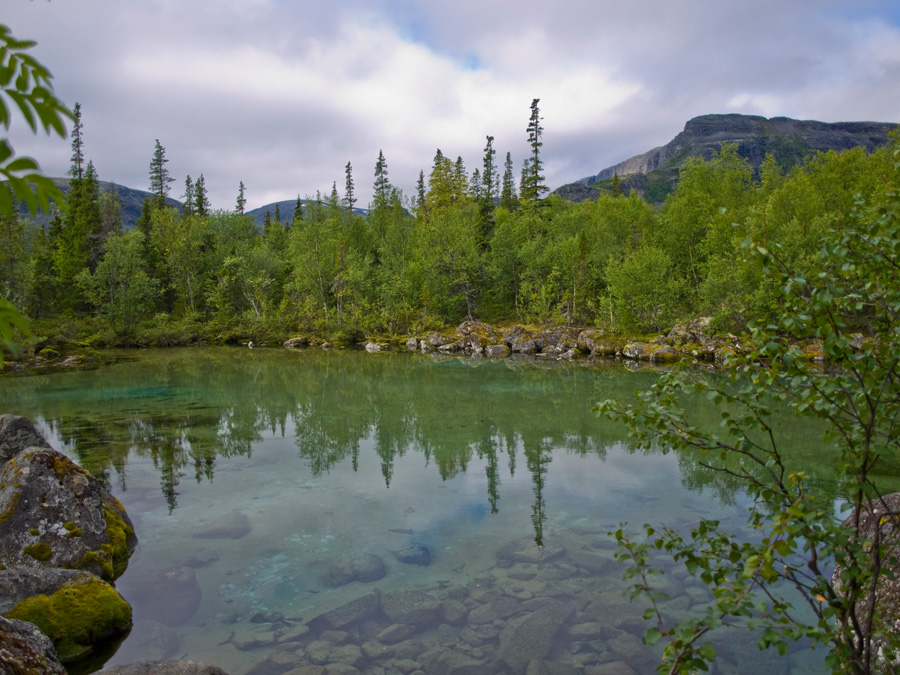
[0,348,829,674]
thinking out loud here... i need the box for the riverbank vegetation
[2,98,897,360]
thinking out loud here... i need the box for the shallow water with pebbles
[0,348,828,674]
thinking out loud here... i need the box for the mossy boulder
[1,568,131,663]
[0,446,137,581]
[283,336,310,349]
[454,321,500,351]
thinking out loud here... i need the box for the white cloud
[4,1,900,211]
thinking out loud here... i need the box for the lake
[0,347,829,674]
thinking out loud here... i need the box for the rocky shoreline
[3,317,830,377]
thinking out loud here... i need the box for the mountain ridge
[555,113,899,202]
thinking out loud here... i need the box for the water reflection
[0,348,861,541]
[0,348,853,674]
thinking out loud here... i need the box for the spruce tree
[520,98,547,204]
[236,181,246,214]
[469,168,483,201]
[481,135,497,205]
[69,102,85,182]
[500,152,518,210]
[274,202,281,225]
[344,161,356,211]
[149,139,174,207]
[373,150,391,207]
[416,170,426,215]
[194,174,209,216]
[293,196,304,223]
[182,175,195,217]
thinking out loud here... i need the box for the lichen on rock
[0,446,137,581]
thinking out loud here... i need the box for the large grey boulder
[0,446,137,581]
[0,615,67,674]
[0,414,52,465]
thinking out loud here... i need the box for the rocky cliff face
[557,114,898,202]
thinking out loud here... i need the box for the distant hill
[15,178,181,229]
[554,114,899,203]
[246,199,368,230]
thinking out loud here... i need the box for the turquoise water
[0,348,826,674]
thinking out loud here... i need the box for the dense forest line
[1,100,897,354]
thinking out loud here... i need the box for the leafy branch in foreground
[0,23,70,215]
[595,141,900,673]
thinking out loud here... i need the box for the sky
[5,0,900,212]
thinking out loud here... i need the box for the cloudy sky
[5,0,900,211]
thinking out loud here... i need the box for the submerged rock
[496,538,566,565]
[496,598,573,674]
[308,591,380,631]
[108,619,180,663]
[0,615,67,674]
[192,511,251,539]
[0,445,137,581]
[381,590,440,624]
[321,552,386,587]
[116,566,201,627]
[391,542,431,566]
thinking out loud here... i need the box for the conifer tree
[500,152,518,210]
[470,168,483,201]
[373,150,391,207]
[69,103,85,182]
[481,135,497,205]
[236,181,246,214]
[194,174,209,216]
[274,203,281,226]
[453,156,468,200]
[520,98,547,204]
[416,170,426,213]
[182,175,195,217]
[293,196,304,223]
[611,172,622,197]
[263,209,272,236]
[344,161,356,211]
[149,140,174,207]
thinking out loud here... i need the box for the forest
[1,98,897,354]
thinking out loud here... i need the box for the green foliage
[77,229,158,336]
[606,246,686,333]
[596,141,900,673]
[0,24,70,216]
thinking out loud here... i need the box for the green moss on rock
[23,543,52,561]
[4,575,132,662]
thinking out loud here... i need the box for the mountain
[555,114,899,203]
[15,178,181,228]
[246,199,367,230]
